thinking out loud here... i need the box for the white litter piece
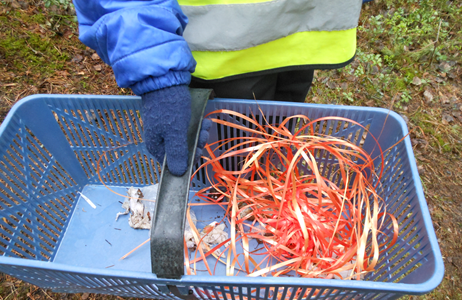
[184,210,197,249]
[140,183,159,216]
[201,222,228,246]
[184,214,229,254]
[115,187,151,229]
[115,201,130,221]
[78,192,96,209]
[196,221,230,255]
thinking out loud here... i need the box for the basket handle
[150,89,213,281]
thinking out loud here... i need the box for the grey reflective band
[182,0,362,52]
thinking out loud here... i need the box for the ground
[0,0,461,299]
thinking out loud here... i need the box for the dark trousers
[190,69,314,103]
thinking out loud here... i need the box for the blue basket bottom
[54,185,155,272]
[54,185,236,275]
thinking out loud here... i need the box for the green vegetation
[0,31,68,73]
[312,0,462,155]
[43,0,73,10]
[0,9,80,84]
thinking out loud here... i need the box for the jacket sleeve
[74,0,196,95]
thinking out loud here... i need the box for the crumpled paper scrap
[185,216,229,255]
[115,187,151,229]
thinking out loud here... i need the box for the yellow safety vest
[178,0,362,80]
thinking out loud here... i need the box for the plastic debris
[184,210,197,249]
[78,192,96,209]
[116,187,151,229]
[140,184,158,215]
[184,212,229,254]
[200,222,229,254]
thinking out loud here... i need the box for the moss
[30,13,46,24]
[0,32,68,74]
[392,77,407,92]
[437,135,452,153]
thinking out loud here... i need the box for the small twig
[428,19,443,68]
[25,42,46,57]
[41,289,55,300]
[53,45,62,55]
[4,289,14,300]
[389,91,400,110]
[14,89,28,102]
[105,239,112,246]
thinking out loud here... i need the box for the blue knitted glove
[142,85,211,176]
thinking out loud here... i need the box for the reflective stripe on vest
[179,0,362,80]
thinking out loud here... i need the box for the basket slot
[0,112,81,261]
[0,172,28,208]
[47,98,161,186]
[95,147,159,186]
[370,225,426,283]
[0,97,443,299]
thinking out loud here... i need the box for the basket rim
[0,255,444,295]
[0,94,445,295]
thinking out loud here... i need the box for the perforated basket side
[0,98,86,261]
[0,96,442,299]
[0,259,406,300]
[43,96,161,187]
[198,100,443,291]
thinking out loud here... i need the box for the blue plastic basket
[0,94,443,299]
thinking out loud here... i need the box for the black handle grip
[150,89,213,280]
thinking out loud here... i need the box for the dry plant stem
[428,19,443,68]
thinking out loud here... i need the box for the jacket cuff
[129,71,191,95]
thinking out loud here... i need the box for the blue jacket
[74,0,372,95]
[74,0,196,95]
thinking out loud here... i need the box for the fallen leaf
[442,114,454,124]
[412,76,422,86]
[93,65,102,72]
[453,112,462,121]
[423,90,433,102]
[417,165,425,175]
[365,100,375,107]
[440,95,450,104]
[346,75,357,82]
[91,53,100,60]
[438,62,451,73]
[370,65,379,75]
[56,71,70,77]
[326,81,337,89]
[81,293,90,300]
[10,0,20,8]
[71,54,83,63]
[400,114,409,125]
